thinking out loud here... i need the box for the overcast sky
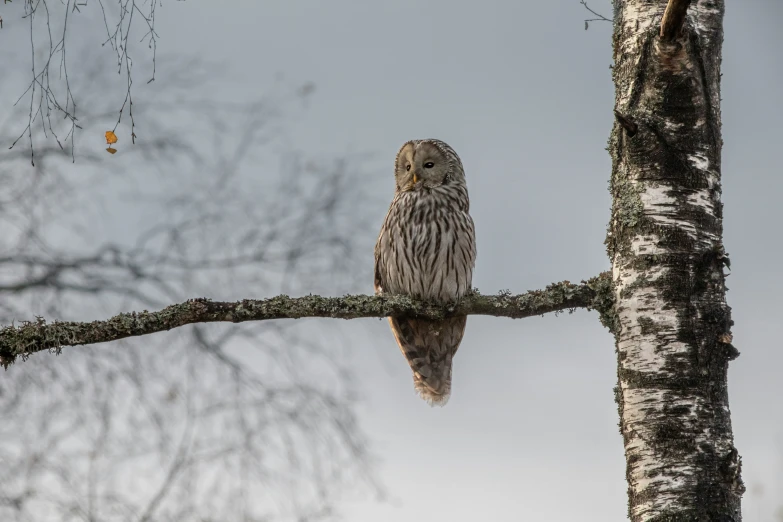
[2,0,782,520]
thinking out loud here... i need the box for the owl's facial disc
[394,141,453,193]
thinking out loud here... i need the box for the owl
[374,139,477,406]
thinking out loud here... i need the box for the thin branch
[580,0,611,30]
[137,398,194,522]
[660,0,692,41]
[0,272,614,366]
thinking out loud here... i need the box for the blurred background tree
[0,16,380,518]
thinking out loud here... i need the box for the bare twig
[660,0,692,41]
[580,0,611,30]
[8,0,174,158]
[0,273,613,366]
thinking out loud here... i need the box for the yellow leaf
[105,130,118,145]
[106,147,117,154]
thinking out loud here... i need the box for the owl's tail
[388,316,467,407]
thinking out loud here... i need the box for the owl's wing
[374,205,394,295]
[374,247,383,295]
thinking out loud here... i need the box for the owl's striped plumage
[374,139,477,406]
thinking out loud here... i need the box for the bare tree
[0,52,378,521]
[1,0,747,519]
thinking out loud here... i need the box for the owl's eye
[424,162,435,169]
[406,164,411,171]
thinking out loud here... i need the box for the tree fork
[0,272,613,367]
[608,0,744,520]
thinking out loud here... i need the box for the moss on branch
[0,272,613,367]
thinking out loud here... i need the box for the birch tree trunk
[607,0,745,519]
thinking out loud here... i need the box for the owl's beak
[412,172,419,184]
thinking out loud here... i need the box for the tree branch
[0,272,613,366]
[613,110,638,137]
[660,0,692,41]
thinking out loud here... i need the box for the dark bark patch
[651,420,697,456]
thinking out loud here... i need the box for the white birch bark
[607,1,745,520]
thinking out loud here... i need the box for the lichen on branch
[0,272,613,367]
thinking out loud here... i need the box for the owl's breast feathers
[375,187,475,303]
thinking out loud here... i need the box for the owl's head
[394,139,465,193]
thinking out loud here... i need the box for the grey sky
[2,0,782,520]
